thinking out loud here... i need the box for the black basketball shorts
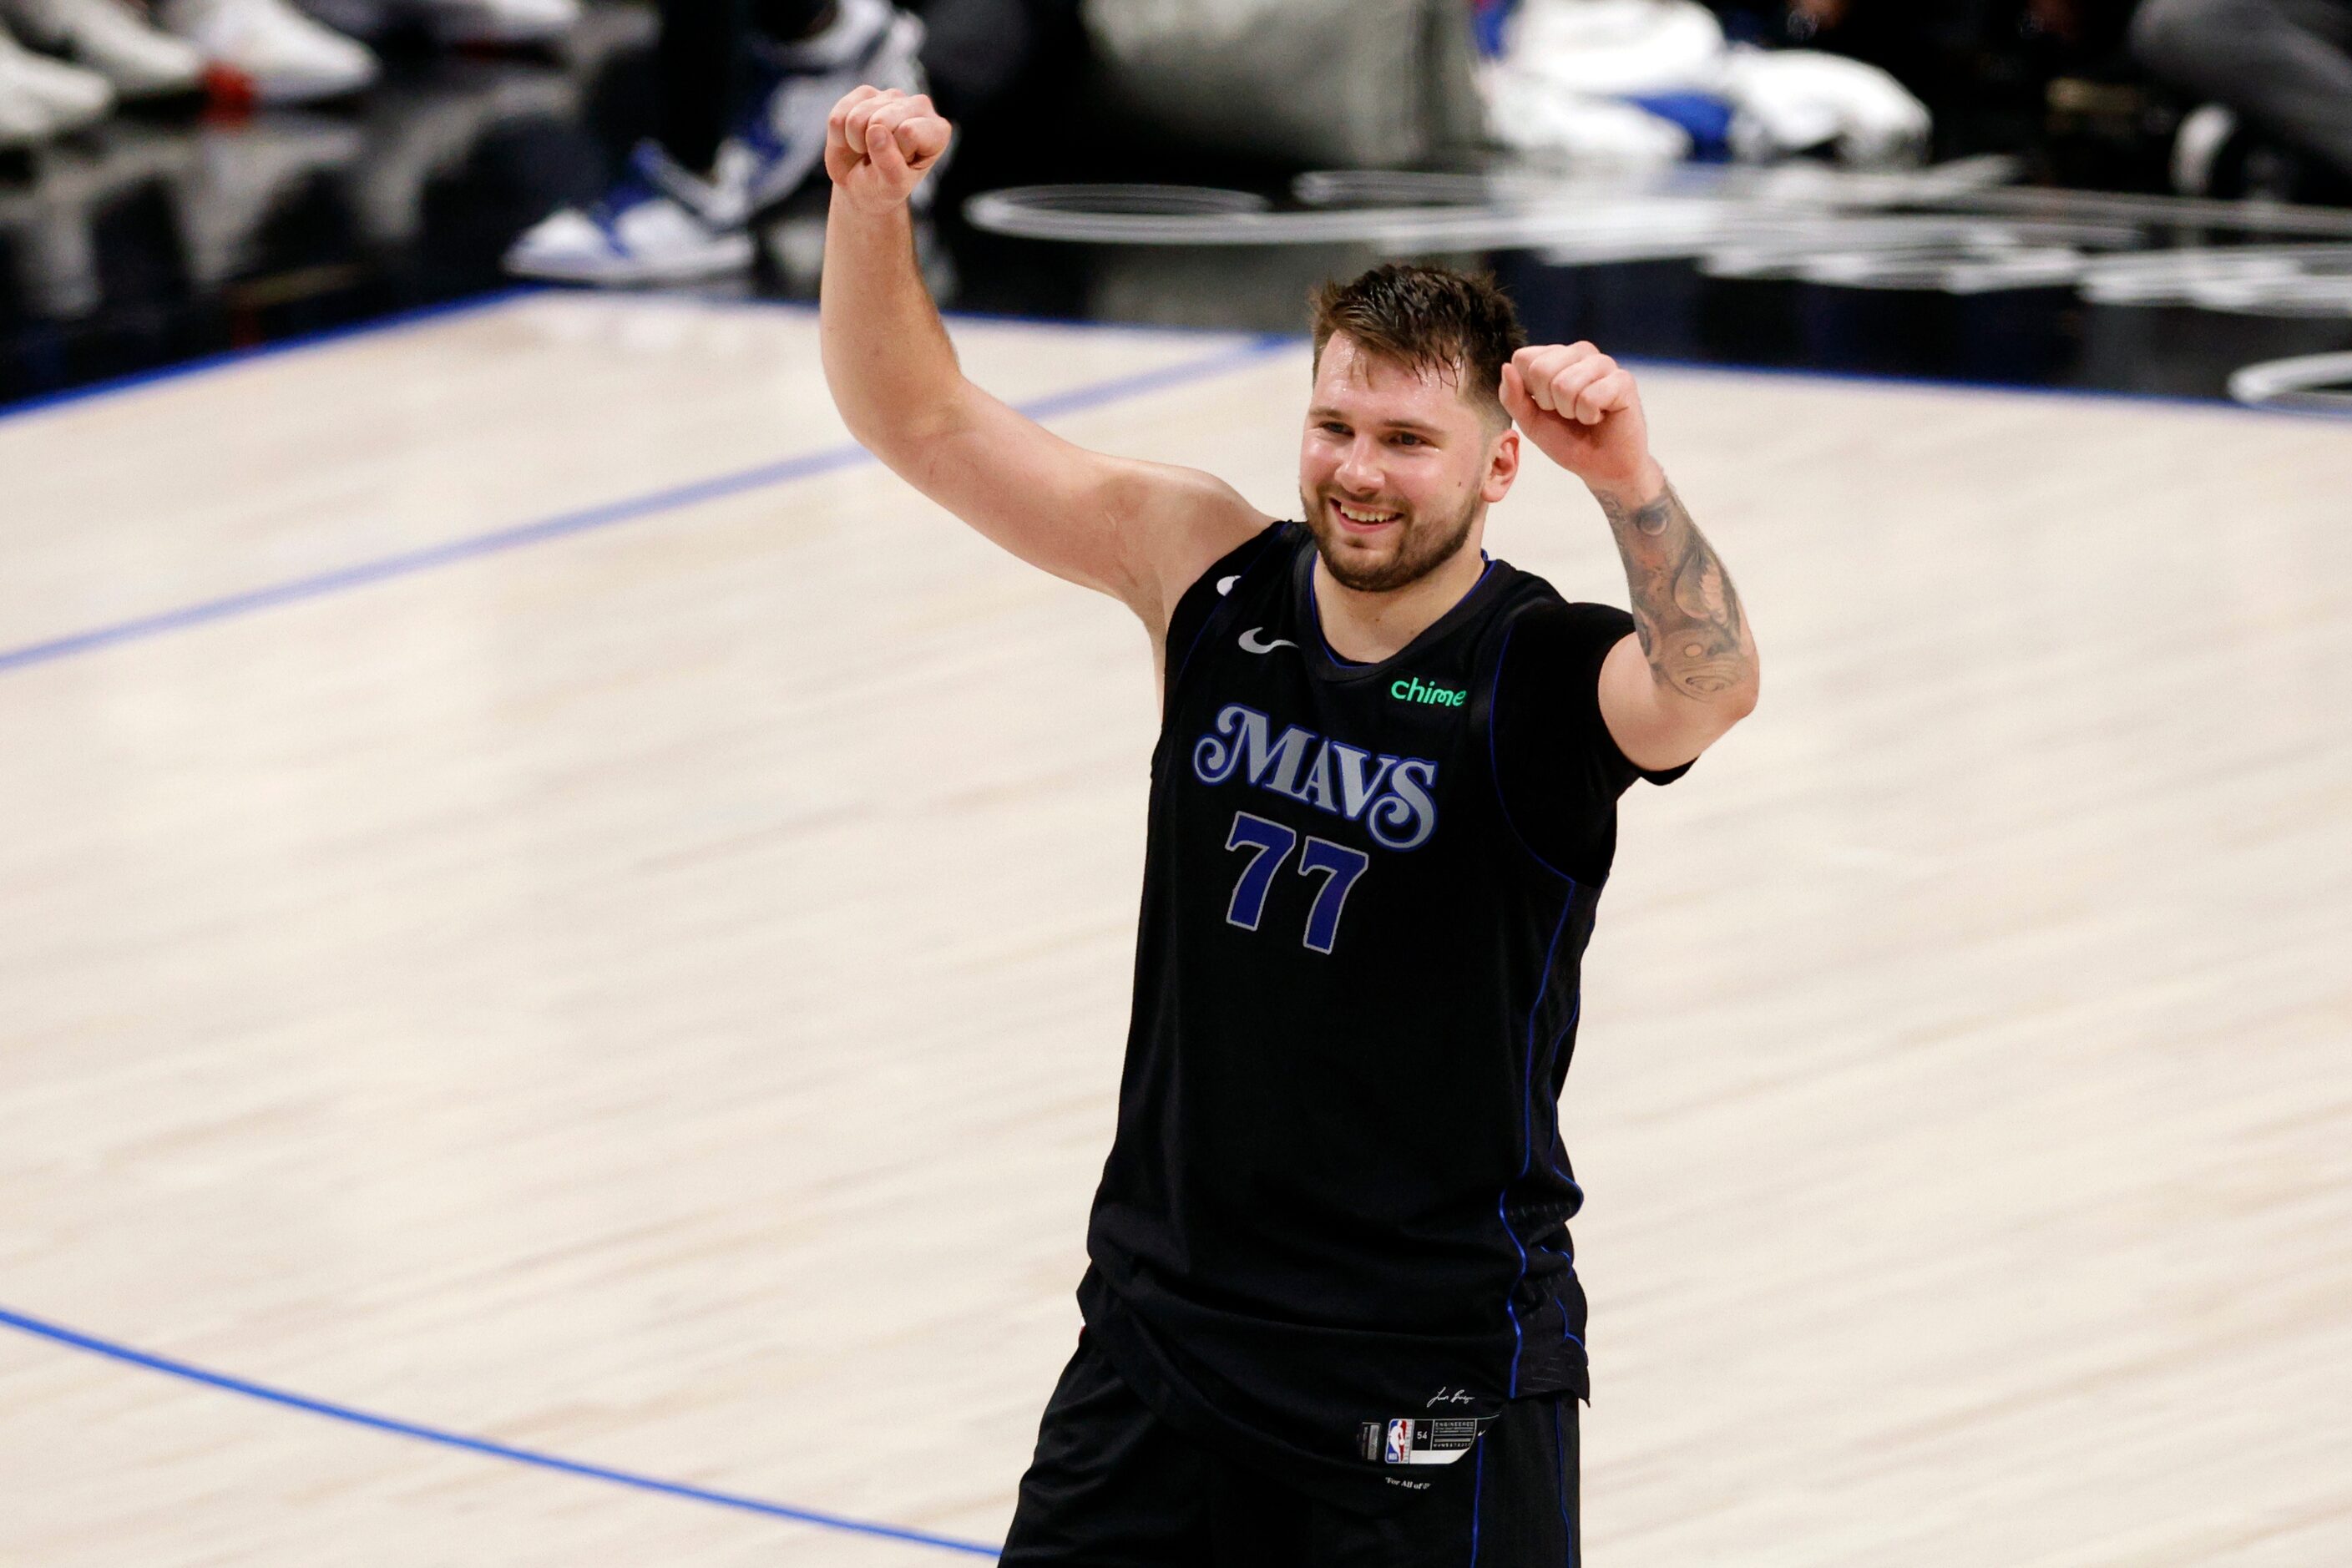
[999,1332,1581,1568]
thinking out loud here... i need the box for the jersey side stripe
[1505,890,1581,1397]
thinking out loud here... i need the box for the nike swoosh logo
[1216,574,1238,596]
[1239,627,1297,655]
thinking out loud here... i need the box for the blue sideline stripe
[0,1301,1000,1557]
[0,290,540,426]
[0,332,1289,679]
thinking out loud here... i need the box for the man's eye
[1392,433,1424,447]
[1321,422,1349,436]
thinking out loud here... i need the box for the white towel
[1481,0,1932,168]
[1483,61,1694,169]
[1722,43,1931,166]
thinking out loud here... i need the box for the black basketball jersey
[1079,521,1689,1514]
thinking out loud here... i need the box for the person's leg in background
[653,0,838,175]
[504,0,760,282]
[2132,0,2352,188]
[503,0,921,284]
[734,0,925,216]
[650,0,746,180]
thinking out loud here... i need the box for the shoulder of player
[1126,469,1279,611]
[1177,515,1308,604]
[1497,579,1634,640]
[1489,585,1638,697]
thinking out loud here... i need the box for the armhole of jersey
[1476,596,1586,892]
[1163,524,1290,708]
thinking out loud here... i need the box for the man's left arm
[1500,342,1760,773]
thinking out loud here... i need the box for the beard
[1301,486,1484,593]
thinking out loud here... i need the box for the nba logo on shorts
[1384,1419,1414,1464]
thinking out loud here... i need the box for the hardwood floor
[2,291,2345,1565]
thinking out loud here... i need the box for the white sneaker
[300,0,576,47]
[0,18,112,144]
[501,138,756,285]
[0,0,203,98]
[739,0,930,214]
[156,0,376,104]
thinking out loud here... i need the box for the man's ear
[1482,427,1520,505]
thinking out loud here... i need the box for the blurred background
[2,0,2350,407]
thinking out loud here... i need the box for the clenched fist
[826,86,951,214]
[1499,342,1660,496]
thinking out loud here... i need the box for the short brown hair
[1309,263,1527,428]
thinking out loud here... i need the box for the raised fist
[1499,342,1656,493]
[826,86,952,214]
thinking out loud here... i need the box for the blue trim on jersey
[1469,1440,1489,1565]
[1540,992,1591,1355]
[1504,893,1581,1396]
[1541,994,1589,1204]
[1495,1184,1532,1396]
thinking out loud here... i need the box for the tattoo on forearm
[1597,480,1755,703]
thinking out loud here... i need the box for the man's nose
[1336,438,1383,493]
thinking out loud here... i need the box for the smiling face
[1298,331,1520,593]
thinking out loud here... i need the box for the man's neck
[1310,538,1490,665]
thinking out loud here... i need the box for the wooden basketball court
[1,290,2346,1565]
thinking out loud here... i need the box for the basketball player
[822,85,1759,1565]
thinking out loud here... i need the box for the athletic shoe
[501,137,756,283]
[501,0,932,286]
[0,0,202,98]
[0,17,113,144]
[738,0,930,214]
[298,0,576,48]
[155,0,377,104]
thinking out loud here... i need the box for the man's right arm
[818,88,1268,644]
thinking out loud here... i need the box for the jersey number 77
[1222,811,1371,955]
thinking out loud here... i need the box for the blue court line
[0,287,1279,427]
[0,1300,1001,1557]
[0,330,1292,679]
[0,289,540,426]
